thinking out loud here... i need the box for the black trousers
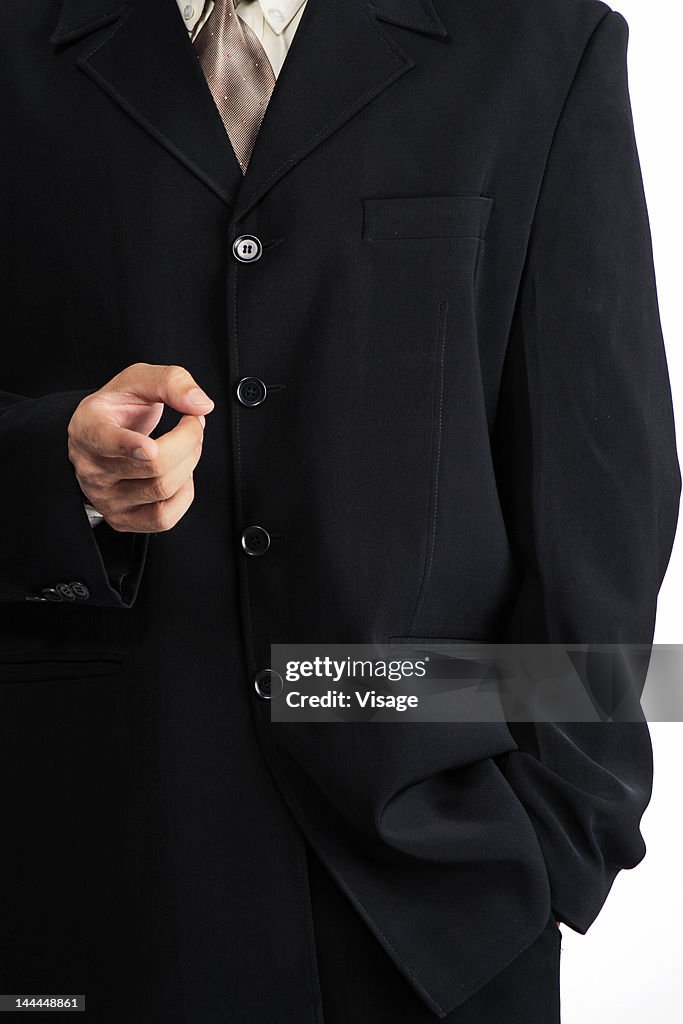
[307,845,562,1024]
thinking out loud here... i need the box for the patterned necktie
[193,0,277,173]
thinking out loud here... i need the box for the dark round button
[241,525,271,557]
[69,581,91,601]
[56,583,76,602]
[236,377,267,408]
[41,587,63,603]
[25,594,48,602]
[232,234,263,263]
[254,669,283,700]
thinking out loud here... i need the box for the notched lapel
[50,0,126,45]
[50,0,245,207]
[369,0,448,38]
[232,0,449,222]
[49,0,449,215]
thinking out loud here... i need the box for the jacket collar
[50,0,447,45]
[176,0,310,38]
[49,0,448,216]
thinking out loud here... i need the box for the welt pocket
[387,637,491,659]
[0,651,124,684]
[387,637,489,653]
[361,195,493,241]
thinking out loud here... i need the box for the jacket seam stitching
[409,300,448,633]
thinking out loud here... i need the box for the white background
[560,2,682,1021]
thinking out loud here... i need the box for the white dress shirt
[84,0,308,529]
[176,0,308,78]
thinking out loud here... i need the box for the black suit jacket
[1,1,680,1020]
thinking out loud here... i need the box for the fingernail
[189,387,212,405]
[133,446,151,461]
[198,415,206,427]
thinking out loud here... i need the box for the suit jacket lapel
[50,0,246,206]
[50,0,448,213]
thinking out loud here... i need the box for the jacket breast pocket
[361,194,493,241]
[0,651,124,684]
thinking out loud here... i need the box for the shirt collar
[176,0,307,37]
[256,0,308,35]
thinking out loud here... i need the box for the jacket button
[69,581,91,601]
[241,525,271,557]
[41,587,63,602]
[56,582,76,602]
[236,377,267,407]
[232,234,262,263]
[254,669,283,700]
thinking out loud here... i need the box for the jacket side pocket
[0,651,124,684]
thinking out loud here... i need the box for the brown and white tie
[193,0,277,173]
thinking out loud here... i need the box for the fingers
[111,442,203,508]
[68,363,214,534]
[74,413,205,476]
[69,363,213,463]
[71,415,162,464]
[141,413,206,477]
[73,415,205,530]
[110,477,197,534]
[111,362,215,417]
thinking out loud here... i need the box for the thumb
[116,362,215,415]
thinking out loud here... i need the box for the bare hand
[68,363,215,533]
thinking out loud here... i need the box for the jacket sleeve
[0,388,149,608]
[491,11,681,932]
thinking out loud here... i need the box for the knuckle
[149,475,174,502]
[75,472,95,496]
[87,435,106,458]
[91,491,114,515]
[128,361,151,378]
[150,501,176,533]
[163,364,189,389]
[91,467,114,490]
[74,420,104,457]
[74,392,94,413]
[79,403,101,434]
[68,403,91,442]
[67,416,79,443]
[67,439,80,466]
[74,460,97,485]
[114,362,148,390]
[105,507,132,532]
[144,457,164,479]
